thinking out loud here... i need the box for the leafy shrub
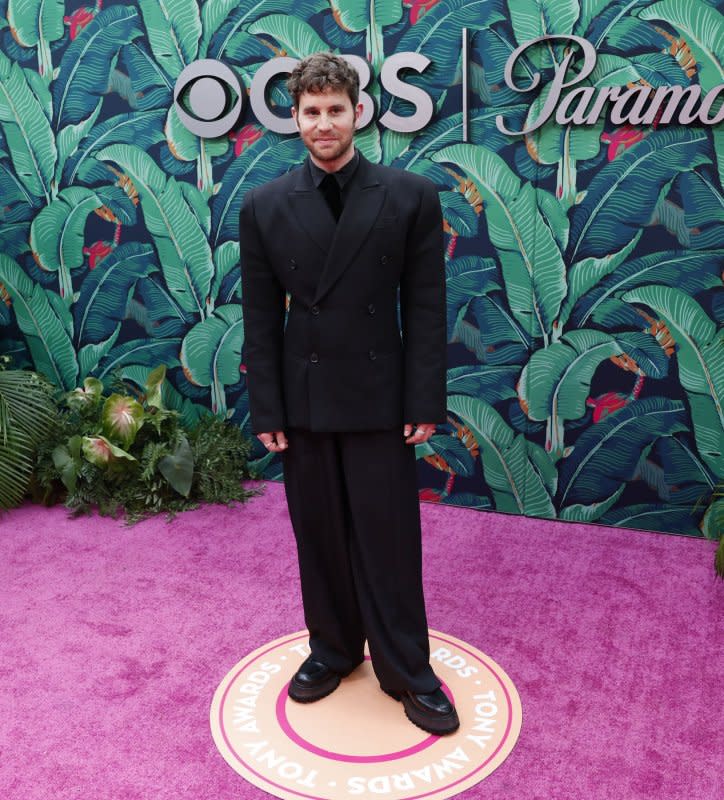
[31,366,261,523]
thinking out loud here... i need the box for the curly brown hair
[287,52,359,110]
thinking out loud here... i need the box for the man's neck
[309,144,356,174]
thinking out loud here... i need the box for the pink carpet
[1,480,721,800]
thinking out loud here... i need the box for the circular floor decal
[210,630,522,799]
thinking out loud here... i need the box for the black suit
[240,152,447,693]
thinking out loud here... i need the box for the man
[239,52,457,735]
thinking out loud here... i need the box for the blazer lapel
[288,163,336,255]
[313,157,385,305]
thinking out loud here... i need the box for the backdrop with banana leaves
[0,0,721,536]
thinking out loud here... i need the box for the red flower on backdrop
[601,124,646,161]
[586,391,629,423]
[83,241,112,270]
[404,0,442,24]
[587,374,645,423]
[419,488,443,502]
[64,2,102,40]
[230,125,263,157]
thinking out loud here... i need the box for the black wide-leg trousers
[281,427,440,694]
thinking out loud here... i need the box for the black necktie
[319,173,342,222]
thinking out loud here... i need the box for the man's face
[292,87,362,165]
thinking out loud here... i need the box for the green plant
[0,358,58,510]
[698,482,724,580]
[32,365,261,523]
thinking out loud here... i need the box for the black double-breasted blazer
[239,152,447,434]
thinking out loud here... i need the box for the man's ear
[353,102,363,129]
[291,106,299,129]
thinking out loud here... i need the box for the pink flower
[586,392,628,423]
[229,125,263,157]
[601,125,645,161]
[404,0,443,24]
[64,8,95,40]
[83,241,113,269]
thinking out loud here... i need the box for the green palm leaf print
[96,143,213,318]
[6,0,64,81]
[448,393,556,517]
[180,304,244,416]
[433,143,567,344]
[29,186,103,302]
[138,0,201,77]
[0,253,78,389]
[622,285,724,477]
[0,51,56,203]
[567,129,712,263]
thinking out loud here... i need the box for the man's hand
[258,431,288,452]
[403,423,435,444]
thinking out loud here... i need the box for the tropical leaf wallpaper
[0,0,721,536]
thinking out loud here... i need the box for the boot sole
[382,688,460,735]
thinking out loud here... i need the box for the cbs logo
[173,53,435,137]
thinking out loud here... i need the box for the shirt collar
[308,149,360,190]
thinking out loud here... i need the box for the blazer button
[310,352,319,363]
[311,305,320,315]
[369,349,376,360]
[380,255,388,264]
[368,303,375,315]
[290,258,297,270]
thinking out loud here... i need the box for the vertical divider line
[462,27,469,143]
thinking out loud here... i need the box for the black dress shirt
[308,149,361,221]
